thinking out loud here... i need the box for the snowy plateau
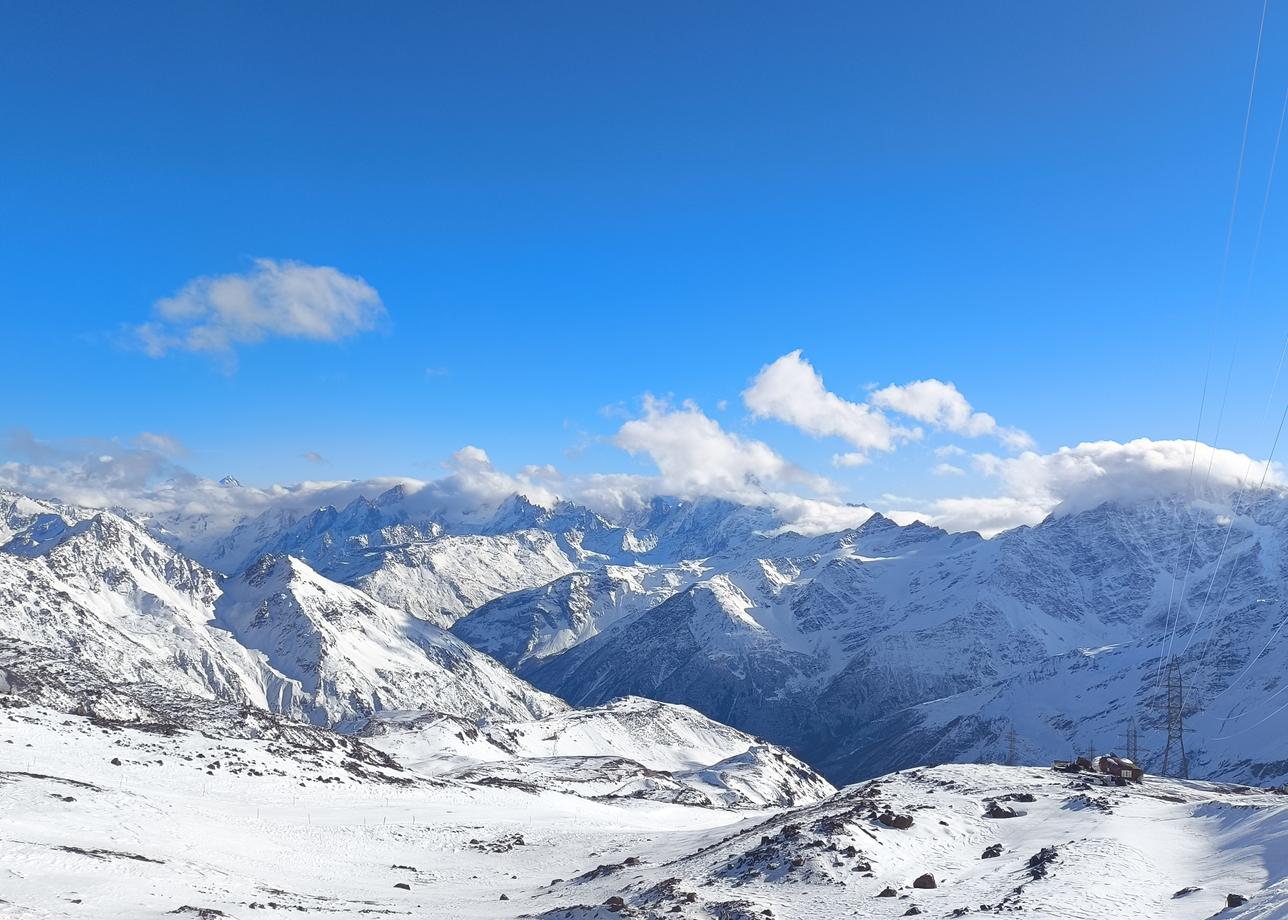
[5,485,1288,918]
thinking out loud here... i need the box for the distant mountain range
[4,482,1288,787]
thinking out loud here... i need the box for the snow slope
[4,701,1288,919]
[361,696,834,809]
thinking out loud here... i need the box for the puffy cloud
[744,351,913,454]
[974,438,1284,514]
[744,352,1030,464]
[135,259,386,367]
[885,438,1286,537]
[870,379,1034,449]
[935,444,966,458]
[614,395,831,501]
[415,445,561,516]
[931,462,965,477]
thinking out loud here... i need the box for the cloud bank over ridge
[4,352,1283,539]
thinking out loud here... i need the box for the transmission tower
[1005,726,1018,766]
[1160,660,1189,778]
[1125,716,1140,763]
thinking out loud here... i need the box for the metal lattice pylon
[1160,660,1189,778]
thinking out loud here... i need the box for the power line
[1155,0,1271,690]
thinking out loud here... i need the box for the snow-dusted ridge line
[0,500,564,731]
[361,695,835,810]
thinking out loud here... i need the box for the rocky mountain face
[0,493,563,731]
[517,493,1288,786]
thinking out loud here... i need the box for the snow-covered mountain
[215,553,564,728]
[10,483,1288,791]
[0,496,562,730]
[513,493,1288,786]
[362,696,834,809]
[451,565,697,667]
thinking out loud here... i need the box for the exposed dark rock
[982,844,1003,859]
[1027,846,1059,879]
[912,873,936,889]
[878,811,914,829]
[393,882,410,891]
[985,802,1020,819]
[877,886,898,897]
[1228,893,1249,908]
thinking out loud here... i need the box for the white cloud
[131,432,188,458]
[614,395,832,501]
[974,438,1284,514]
[135,259,385,367]
[744,351,913,456]
[870,379,1034,449]
[935,444,966,458]
[884,438,1287,537]
[744,352,1029,465]
[832,452,870,468]
[931,462,965,477]
[302,451,326,464]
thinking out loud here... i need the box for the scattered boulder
[604,896,627,912]
[1172,887,1201,898]
[1228,894,1249,908]
[985,802,1020,819]
[878,811,915,829]
[499,893,509,901]
[110,757,122,766]
[912,873,937,890]
[877,887,898,897]
[393,882,411,891]
[982,844,1003,859]
[1027,846,1059,880]
[904,908,922,916]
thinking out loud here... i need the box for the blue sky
[4,1,1288,531]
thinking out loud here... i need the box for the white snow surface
[4,703,1288,919]
[361,696,834,809]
